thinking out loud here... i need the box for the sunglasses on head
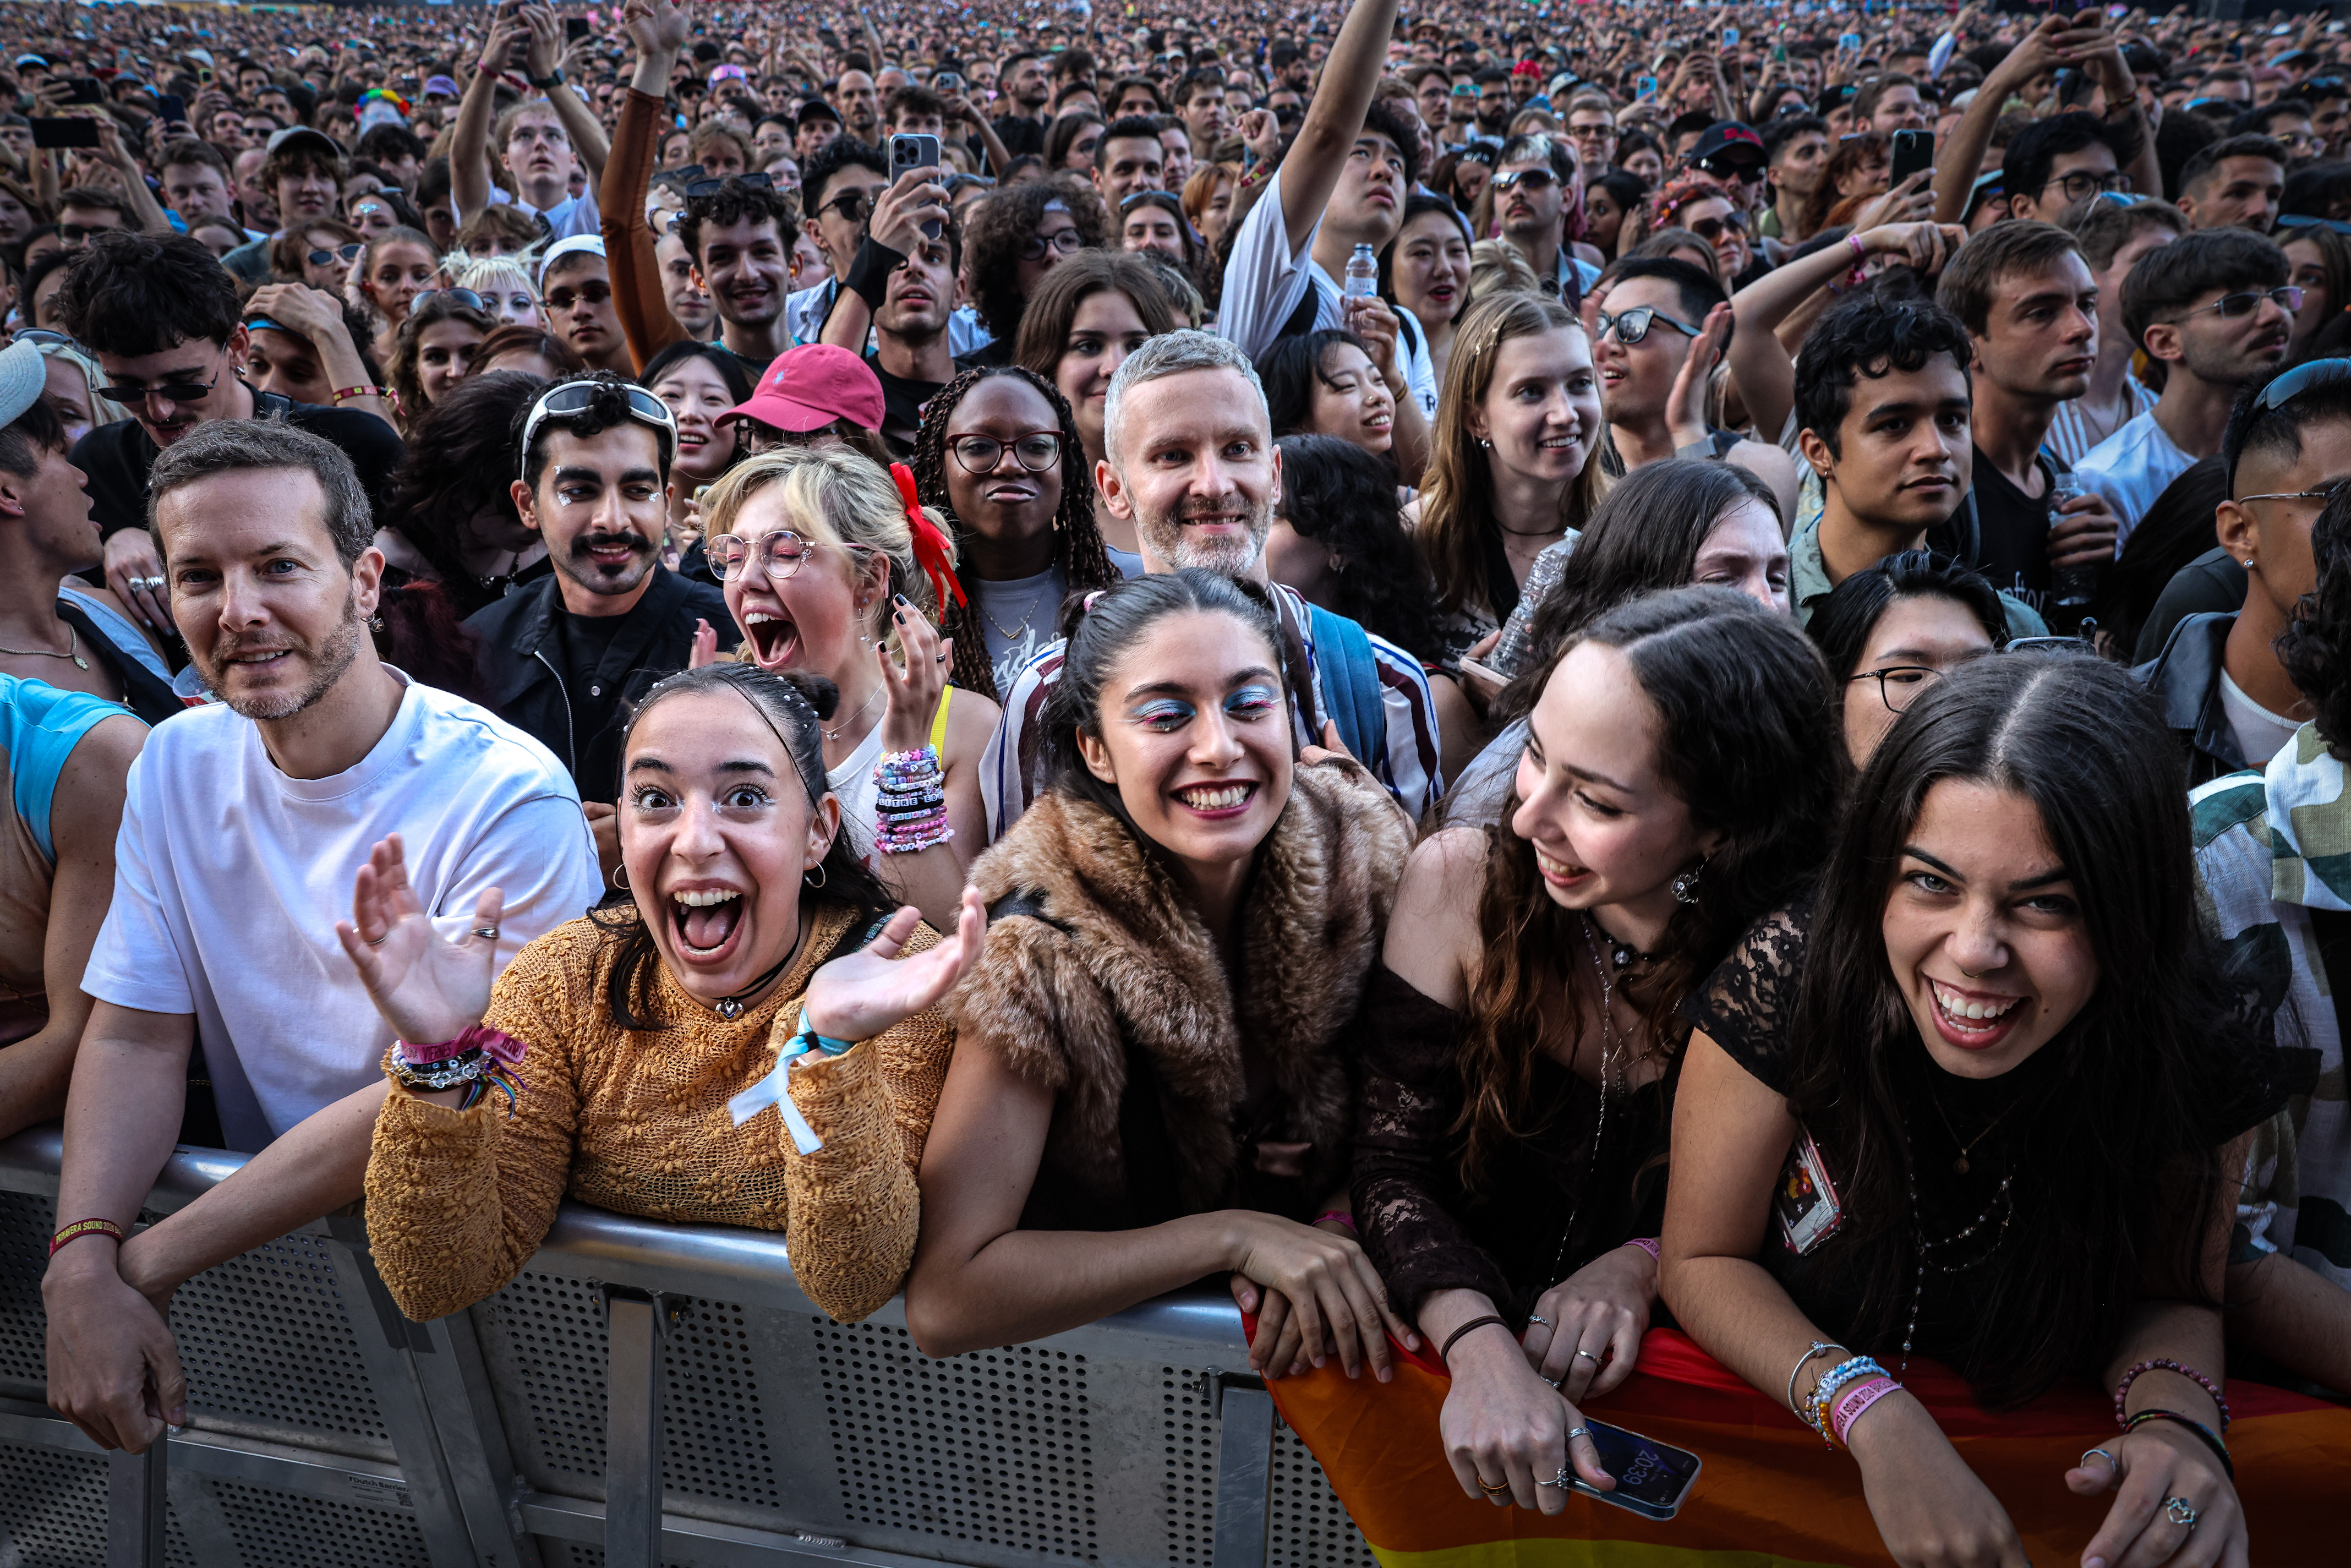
[517,381,676,483]
[9,329,73,348]
[685,170,774,199]
[408,287,486,313]
[2255,356,2351,412]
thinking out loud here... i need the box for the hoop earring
[1671,856,1706,906]
[613,864,631,891]
[804,861,828,889]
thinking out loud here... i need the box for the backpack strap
[1305,603,1385,766]
[1275,274,1325,342]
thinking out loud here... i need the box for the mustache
[570,532,653,560]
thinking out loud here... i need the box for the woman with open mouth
[1665,653,2285,1568]
[351,662,986,1327]
[1381,195,1476,398]
[905,570,1417,1384]
[697,446,1001,933]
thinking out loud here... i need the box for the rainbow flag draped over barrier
[1259,1325,2351,1566]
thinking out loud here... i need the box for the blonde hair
[1467,238,1540,302]
[1418,292,1610,618]
[451,252,542,302]
[700,446,958,659]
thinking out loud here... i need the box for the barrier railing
[0,1127,1375,1568]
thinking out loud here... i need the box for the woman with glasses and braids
[911,365,1120,702]
[960,176,1108,369]
[696,447,1002,931]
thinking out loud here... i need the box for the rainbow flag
[1259,1325,2351,1566]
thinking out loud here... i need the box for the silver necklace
[1548,916,1626,1286]
[1898,1138,2015,1375]
[0,621,86,670]
[822,682,886,743]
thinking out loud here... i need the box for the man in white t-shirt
[1215,0,1435,460]
[42,420,599,1456]
[448,4,611,243]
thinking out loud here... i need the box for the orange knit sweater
[363,902,950,1324]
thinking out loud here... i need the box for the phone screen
[1585,1421,1702,1511]
[565,17,591,41]
[156,92,187,124]
[29,117,102,150]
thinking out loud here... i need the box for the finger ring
[365,932,390,946]
[1476,1476,1510,1495]
[1574,1349,1602,1364]
[2164,1495,2197,1529]
[472,927,500,941]
[1563,1425,1589,1441]
[1526,1315,1550,1328]
[935,652,947,663]
[2079,1446,2118,1472]
[1535,1466,1570,1488]
[1545,1375,1562,1389]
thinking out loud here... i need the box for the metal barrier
[0,1127,1379,1568]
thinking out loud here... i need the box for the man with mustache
[464,375,735,841]
[55,232,406,645]
[2076,230,2297,539]
[42,420,599,1458]
[979,329,1441,835]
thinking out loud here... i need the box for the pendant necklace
[978,579,1053,642]
[1930,1092,2020,1176]
[1898,1135,2015,1375]
[823,682,887,744]
[705,923,810,1021]
[0,621,87,670]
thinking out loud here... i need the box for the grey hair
[1102,326,1268,467]
[146,416,375,569]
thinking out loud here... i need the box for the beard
[559,528,657,597]
[1136,488,1275,575]
[201,587,364,722]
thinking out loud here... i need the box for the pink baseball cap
[718,343,885,433]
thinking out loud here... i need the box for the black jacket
[2133,610,2241,789]
[463,566,735,801]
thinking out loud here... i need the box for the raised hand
[332,833,505,1048]
[877,593,951,755]
[801,890,986,1042]
[1667,302,1732,451]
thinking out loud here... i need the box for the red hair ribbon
[891,462,967,609]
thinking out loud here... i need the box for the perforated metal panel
[0,1190,56,1397]
[1158,1364,1214,1567]
[815,1317,1099,1561]
[0,1440,108,1565]
[1267,1423,1378,1567]
[169,1230,392,1458]
[205,1477,433,1568]
[662,1298,779,1509]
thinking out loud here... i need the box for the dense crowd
[0,0,2347,1560]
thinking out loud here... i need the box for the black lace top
[1351,966,1670,1325]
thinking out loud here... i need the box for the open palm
[801,890,986,1043]
[332,834,505,1047]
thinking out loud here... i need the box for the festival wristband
[1314,1211,1356,1231]
[1621,1236,1660,1261]
[398,1021,524,1066]
[48,1217,125,1259]
[1830,1374,1902,1448]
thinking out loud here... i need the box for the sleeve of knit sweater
[363,941,586,1323]
[779,951,953,1324]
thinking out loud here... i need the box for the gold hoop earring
[613,864,631,891]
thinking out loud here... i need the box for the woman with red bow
[692,446,1002,931]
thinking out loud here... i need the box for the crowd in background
[0,0,2346,1561]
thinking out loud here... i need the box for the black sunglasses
[1491,167,1557,194]
[97,342,229,406]
[815,189,872,223]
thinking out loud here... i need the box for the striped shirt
[2044,376,2156,471]
[979,582,1442,838]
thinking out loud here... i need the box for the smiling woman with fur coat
[904,570,1420,1385]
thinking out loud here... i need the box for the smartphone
[1456,655,1508,691]
[1838,32,1861,53]
[1889,128,1932,188]
[155,92,187,125]
[1772,44,1789,63]
[29,117,102,150]
[1636,75,1658,97]
[65,78,105,106]
[565,16,591,41]
[1721,26,1738,46]
[1568,1421,1704,1521]
[889,132,943,241]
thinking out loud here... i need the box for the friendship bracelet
[331,384,388,405]
[2115,1358,2230,1431]
[1808,1356,1886,1445]
[1830,1374,1902,1448]
[1439,1315,1510,1365]
[2124,1408,2234,1480]
[48,1217,125,1259]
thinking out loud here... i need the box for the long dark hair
[376,369,548,618]
[1459,588,1845,1187]
[1038,570,1289,825]
[909,364,1122,702]
[1784,654,2252,1407]
[2278,479,2351,752]
[1275,433,1443,662]
[1808,549,2011,716]
[588,663,896,1031]
[1495,458,1782,723]
[1256,328,1377,439]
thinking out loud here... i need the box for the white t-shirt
[460,182,602,242]
[2219,668,2303,772]
[2073,408,2194,545]
[83,671,603,1151]
[1216,163,1439,417]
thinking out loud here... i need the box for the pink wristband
[1830,1375,1901,1448]
[1622,1237,1661,1261]
[399,1021,523,1066]
[1315,1211,1356,1231]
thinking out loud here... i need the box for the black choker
[1584,913,1656,971]
[708,948,799,1020]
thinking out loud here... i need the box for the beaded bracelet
[2114,1358,2230,1432]
[331,383,389,405]
[1808,1356,1886,1445]
[877,816,953,854]
[2124,1408,2234,1479]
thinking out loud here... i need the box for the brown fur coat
[953,758,1412,1227]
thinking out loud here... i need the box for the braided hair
[910,364,1120,703]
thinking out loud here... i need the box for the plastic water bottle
[2048,471,2098,610]
[1344,243,1379,298]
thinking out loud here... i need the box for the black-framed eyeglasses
[948,430,1062,474]
[1022,226,1086,261]
[97,340,230,406]
[1491,167,1557,194]
[814,189,873,224]
[1594,305,1702,346]
[1849,664,1948,714]
[2037,169,2132,201]
[705,529,875,582]
[409,287,486,313]
[307,242,363,266]
[2276,213,2351,237]
[2186,285,2305,320]
[685,170,773,199]
[2256,357,2351,411]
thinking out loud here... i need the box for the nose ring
[1960,966,1989,979]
